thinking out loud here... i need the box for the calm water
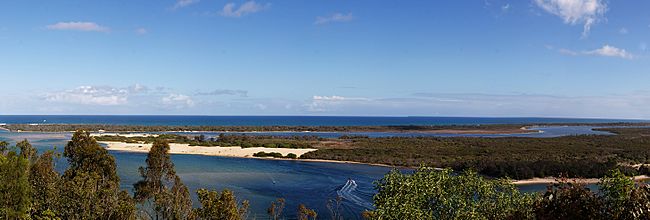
[0,115,645,126]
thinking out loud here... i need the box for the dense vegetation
[95,133,316,149]
[0,131,317,219]
[253,152,298,159]
[366,167,650,220]
[302,132,650,179]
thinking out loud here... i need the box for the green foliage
[59,130,136,219]
[297,204,317,220]
[367,167,536,220]
[267,198,285,220]
[194,188,249,220]
[285,153,297,159]
[0,150,32,219]
[29,151,60,218]
[0,141,7,153]
[599,170,650,219]
[533,180,604,219]
[134,140,192,219]
[302,134,650,179]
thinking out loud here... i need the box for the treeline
[0,131,319,219]
[95,134,316,149]
[367,166,650,219]
[301,133,650,179]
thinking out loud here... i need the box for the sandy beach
[513,175,650,185]
[99,141,318,158]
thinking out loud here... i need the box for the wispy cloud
[44,86,129,106]
[173,0,200,9]
[619,27,628,34]
[219,1,269,18]
[534,0,607,37]
[585,45,634,59]
[307,95,370,112]
[161,94,195,108]
[315,13,354,25]
[549,44,634,59]
[135,28,148,35]
[196,89,248,97]
[501,4,511,12]
[46,22,110,33]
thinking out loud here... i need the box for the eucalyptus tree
[134,140,192,219]
[367,167,536,220]
[58,130,136,219]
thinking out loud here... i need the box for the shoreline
[99,141,318,158]
[513,175,650,185]
[99,141,409,169]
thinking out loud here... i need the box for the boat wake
[336,179,374,210]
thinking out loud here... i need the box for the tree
[17,139,37,162]
[533,179,604,220]
[194,188,250,220]
[134,140,192,219]
[58,130,135,219]
[0,150,31,219]
[267,198,285,220]
[367,167,536,220]
[297,204,318,220]
[29,150,61,218]
[599,169,650,219]
[0,141,9,154]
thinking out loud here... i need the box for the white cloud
[585,45,634,59]
[502,4,511,12]
[196,89,248,97]
[550,44,634,59]
[315,13,354,25]
[46,22,110,32]
[173,0,199,9]
[619,27,628,34]
[534,0,607,37]
[161,94,195,108]
[307,95,370,112]
[135,28,148,35]
[44,86,129,106]
[219,1,269,18]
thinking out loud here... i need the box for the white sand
[99,141,317,158]
[513,175,650,185]
[91,133,159,138]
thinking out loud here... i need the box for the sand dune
[99,141,317,158]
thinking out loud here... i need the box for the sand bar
[513,175,650,185]
[99,141,317,158]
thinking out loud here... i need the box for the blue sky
[1,0,649,118]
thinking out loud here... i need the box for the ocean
[0,115,644,126]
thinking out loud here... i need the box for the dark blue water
[0,115,645,126]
